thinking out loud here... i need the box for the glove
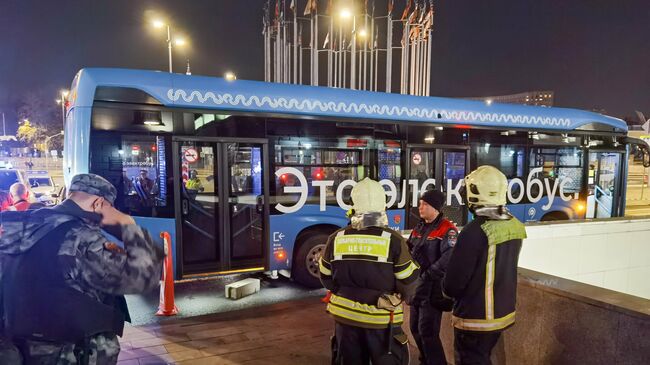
[423,266,444,281]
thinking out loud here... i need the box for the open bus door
[173,137,269,277]
[406,145,469,229]
[586,151,624,218]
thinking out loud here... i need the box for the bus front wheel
[293,232,330,288]
[540,211,569,221]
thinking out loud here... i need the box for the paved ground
[125,274,325,326]
[625,204,650,217]
[117,296,420,365]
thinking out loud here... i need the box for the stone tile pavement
[117,296,420,365]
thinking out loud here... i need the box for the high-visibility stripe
[333,231,346,260]
[378,231,392,262]
[319,257,332,276]
[394,261,418,280]
[452,312,515,332]
[485,244,496,320]
[329,294,403,315]
[327,303,404,325]
[327,293,405,326]
[333,234,391,261]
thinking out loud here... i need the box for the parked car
[23,170,61,206]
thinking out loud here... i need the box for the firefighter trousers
[333,322,409,365]
[453,328,501,365]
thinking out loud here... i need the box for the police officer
[443,166,527,365]
[319,178,420,364]
[407,190,457,365]
[0,173,164,364]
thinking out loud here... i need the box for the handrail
[594,185,612,215]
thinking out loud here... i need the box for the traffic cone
[156,231,178,316]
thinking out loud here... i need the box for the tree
[15,90,63,151]
[16,120,42,146]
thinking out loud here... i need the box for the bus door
[173,138,269,276]
[406,145,469,229]
[586,151,623,218]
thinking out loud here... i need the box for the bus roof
[70,68,627,133]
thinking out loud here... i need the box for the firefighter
[407,189,457,365]
[319,178,420,365]
[443,166,527,365]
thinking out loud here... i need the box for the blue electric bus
[64,68,649,287]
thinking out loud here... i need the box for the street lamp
[44,131,64,170]
[56,89,69,129]
[152,19,187,73]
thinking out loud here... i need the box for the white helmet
[351,178,386,214]
[464,165,508,207]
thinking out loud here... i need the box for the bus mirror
[624,137,650,168]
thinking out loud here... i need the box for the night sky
[1,0,649,132]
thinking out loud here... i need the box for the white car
[23,171,61,206]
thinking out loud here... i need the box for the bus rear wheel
[293,232,329,288]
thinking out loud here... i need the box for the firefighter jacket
[319,225,420,329]
[407,215,457,308]
[442,214,526,332]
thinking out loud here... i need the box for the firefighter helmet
[464,165,508,207]
[351,178,387,214]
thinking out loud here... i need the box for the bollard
[156,231,178,316]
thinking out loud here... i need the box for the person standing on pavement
[0,173,164,365]
[319,178,420,364]
[407,189,458,365]
[9,183,31,211]
[443,166,526,365]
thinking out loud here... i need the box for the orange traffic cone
[156,231,178,316]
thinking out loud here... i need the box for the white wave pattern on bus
[166,89,572,127]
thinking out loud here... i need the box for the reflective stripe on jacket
[443,216,526,332]
[319,225,419,329]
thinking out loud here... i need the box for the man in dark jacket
[407,189,457,365]
[443,166,526,365]
[320,178,420,364]
[0,173,164,364]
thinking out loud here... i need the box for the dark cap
[420,189,445,211]
[69,173,117,205]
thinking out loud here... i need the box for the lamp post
[153,20,187,73]
[56,89,69,129]
[44,131,64,171]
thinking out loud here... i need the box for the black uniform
[443,213,526,365]
[407,215,457,365]
[320,225,420,364]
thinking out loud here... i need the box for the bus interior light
[424,137,435,143]
[434,126,443,130]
